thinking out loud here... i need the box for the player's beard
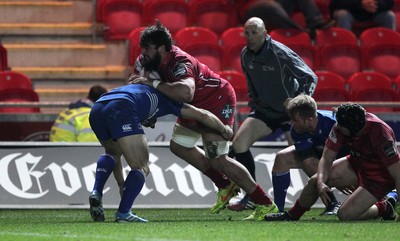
[143,52,162,71]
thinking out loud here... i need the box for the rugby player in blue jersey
[88,82,233,223]
[271,94,345,214]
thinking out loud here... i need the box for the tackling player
[130,20,279,220]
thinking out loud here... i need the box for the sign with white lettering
[0,142,347,209]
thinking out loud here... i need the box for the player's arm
[130,74,195,103]
[388,161,400,198]
[180,103,233,141]
[155,77,195,103]
[317,147,338,205]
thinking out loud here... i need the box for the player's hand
[128,73,141,83]
[128,74,152,86]
[221,125,234,141]
[317,181,332,206]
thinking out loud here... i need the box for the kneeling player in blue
[88,83,233,222]
[271,95,347,214]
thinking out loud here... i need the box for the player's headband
[336,103,366,134]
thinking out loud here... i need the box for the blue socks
[118,169,145,214]
[92,154,116,196]
[272,171,291,212]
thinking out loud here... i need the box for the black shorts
[249,110,291,132]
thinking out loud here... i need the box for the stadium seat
[102,0,144,40]
[0,44,9,71]
[315,28,362,79]
[319,45,362,79]
[143,0,189,35]
[218,70,248,102]
[127,26,146,66]
[0,88,40,113]
[363,44,400,80]
[174,27,222,71]
[359,28,400,80]
[315,27,358,48]
[359,27,400,48]
[269,28,318,70]
[174,27,219,49]
[347,72,396,112]
[189,0,239,35]
[222,44,243,72]
[270,28,312,45]
[220,27,245,71]
[184,43,224,72]
[313,71,349,109]
[0,71,34,91]
[220,27,245,51]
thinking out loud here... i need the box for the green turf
[0,208,398,241]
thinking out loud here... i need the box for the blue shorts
[89,100,144,141]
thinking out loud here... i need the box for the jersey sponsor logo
[383,141,398,159]
[172,63,188,78]
[122,124,132,132]
[221,105,233,119]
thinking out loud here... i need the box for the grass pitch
[0,208,398,241]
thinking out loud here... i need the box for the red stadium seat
[102,0,144,40]
[189,0,238,35]
[127,26,146,66]
[220,27,246,71]
[220,27,245,51]
[315,27,358,48]
[359,27,400,48]
[364,44,400,80]
[143,0,189,35]
[218,70,248,102]
[174,27,219,49]
[270,28,318,70]
[0,71,34,91]
[359,28,400,79]
[0,88,40,113]
[347,72,396,113]
[0,44,9,71]
[313,71,349,108]
[174,27,222,71]
[184,43,224,72]
[270,28,312,45]
[315,28,362,79]
[222,44,243,72]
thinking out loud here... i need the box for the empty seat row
[313,71,400,112]
[270,27,400,80]
[218,70,400,113]
[99,0,239,40]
